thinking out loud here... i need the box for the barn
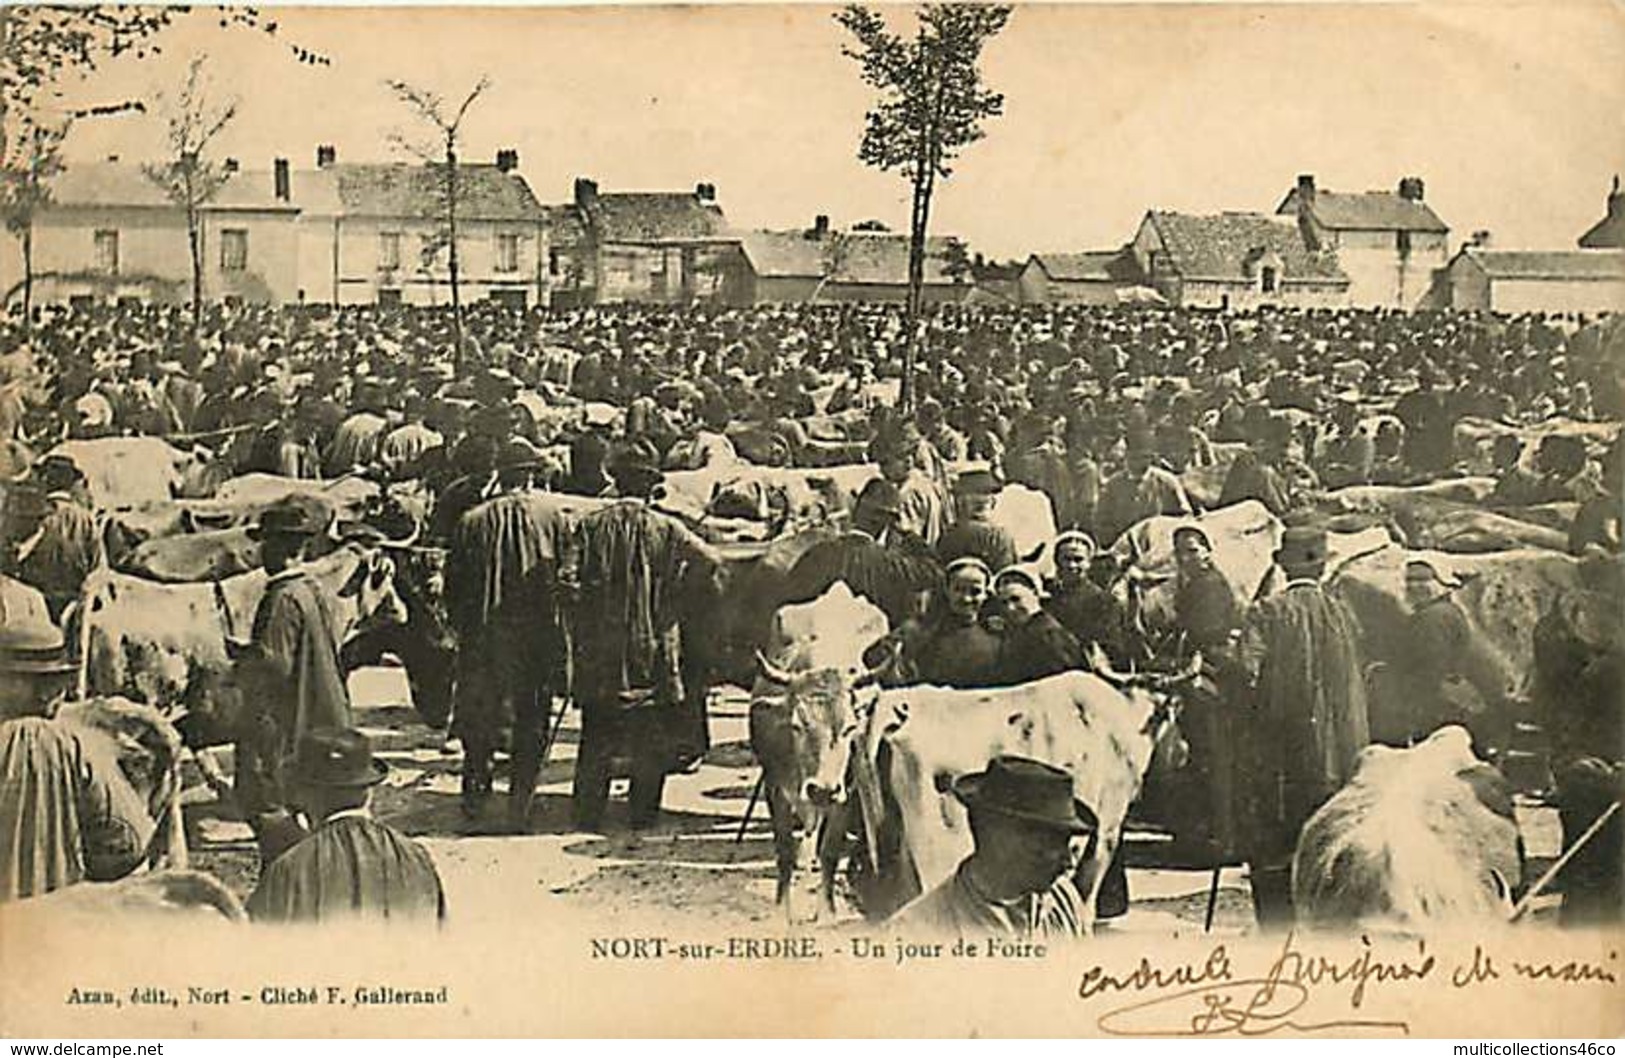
[1443,248,1625,314]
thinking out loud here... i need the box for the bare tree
[1,7,325,326]
[385,75,492,369]
[835,3,1010,410]
[143,55,238,334]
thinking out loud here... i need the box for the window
[1397,229,1412,255]
[377,289,403,308]
[1261,266,1278,294]
[220,229,248,271]
[379,232,402,270]
[94,230,119,274]
[495,233,521,273]
[549,248,562,277]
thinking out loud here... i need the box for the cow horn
[1087,641,1129,685]
[755,650,795,687]
[855,638,901,688]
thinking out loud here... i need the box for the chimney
[1468,230,1492,249]
[1609,174,1622,216]
[1398,176,1425,202]
[695,182,716,203]
[495,148,518,174]
[1296,173,1316,207]
[273,158,290,202]
[574,177,599,209]
[813,214,830,238]
[316,144,336,169]
[223,157,239,174]
[106,154,120,164]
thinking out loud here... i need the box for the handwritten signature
[1096,977,1410,1037]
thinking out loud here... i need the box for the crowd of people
[0,296,1620,932]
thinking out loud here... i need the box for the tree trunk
[21,223,33,336]
[189,211,203,335]
[446,146,464,374]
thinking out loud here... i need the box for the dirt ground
[188,665,1562,933]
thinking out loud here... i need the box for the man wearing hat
[17,454,98,623]
[1232,519,1370,927]
[781,477,942,631]
[1380,559,1515,749]
[872,424,947,548]
[324,378,390,476]
[1095,425,1192,546]
[570,445,724,831]
[446,442,572,827]
[936,468,1017,572]
[235,494,353,866]
[0,618,154,900]
[892,756,1094,939]
[247,727,444,924]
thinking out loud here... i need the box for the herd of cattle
[0,387,1618,931]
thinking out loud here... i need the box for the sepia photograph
[0,0,1621,1040]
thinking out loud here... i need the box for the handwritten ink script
[1079,933,1618,1037]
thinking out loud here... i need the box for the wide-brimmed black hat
[286,727,389,789]
[855,477,903,518]
[952,755,1097,835]
[249,494,333,541]
[954,468,1001,496]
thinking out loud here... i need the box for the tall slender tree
[142,55,239,334]
[835,3,1010,410]
[386,75,492,371]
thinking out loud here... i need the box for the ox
[81,543,409,751]
[749,582,892,921]
[2,697,189,902]
[1293,725,1522,931]
[11,869,245,922]
[850,656,1197,929]
[44,438,215,511]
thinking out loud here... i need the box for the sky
[31,1,1625,261]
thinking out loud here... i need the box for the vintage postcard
[0,0,1622,1040]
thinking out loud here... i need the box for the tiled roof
[48,162,296,211]
[1148,211,1348,283]
[738,230,826,278]
[1578,198,1624,249]
[1461,248,1625,281]
[1277,187,1448,232]
[738,230,963,286]
[828,233,959,286]
[543,204,591,248]
[1029,250,1134,282]
[330,163,544,222]
[584,192,729,243]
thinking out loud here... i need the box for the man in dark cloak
[17,456,99,624]
[234,495,353,867]
[570,447,724,831]
[447,444,573,828]
[1233,522,1371,927]
[247,727,444,924]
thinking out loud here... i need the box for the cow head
[334,547,410,641]
[757,645,895,807]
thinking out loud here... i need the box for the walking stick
[538,693,570,770]
[735,773,765,844]
[1204,866,1223,933]
[1508,800,1620,923]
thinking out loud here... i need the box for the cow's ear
[1488,868,1515,911]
